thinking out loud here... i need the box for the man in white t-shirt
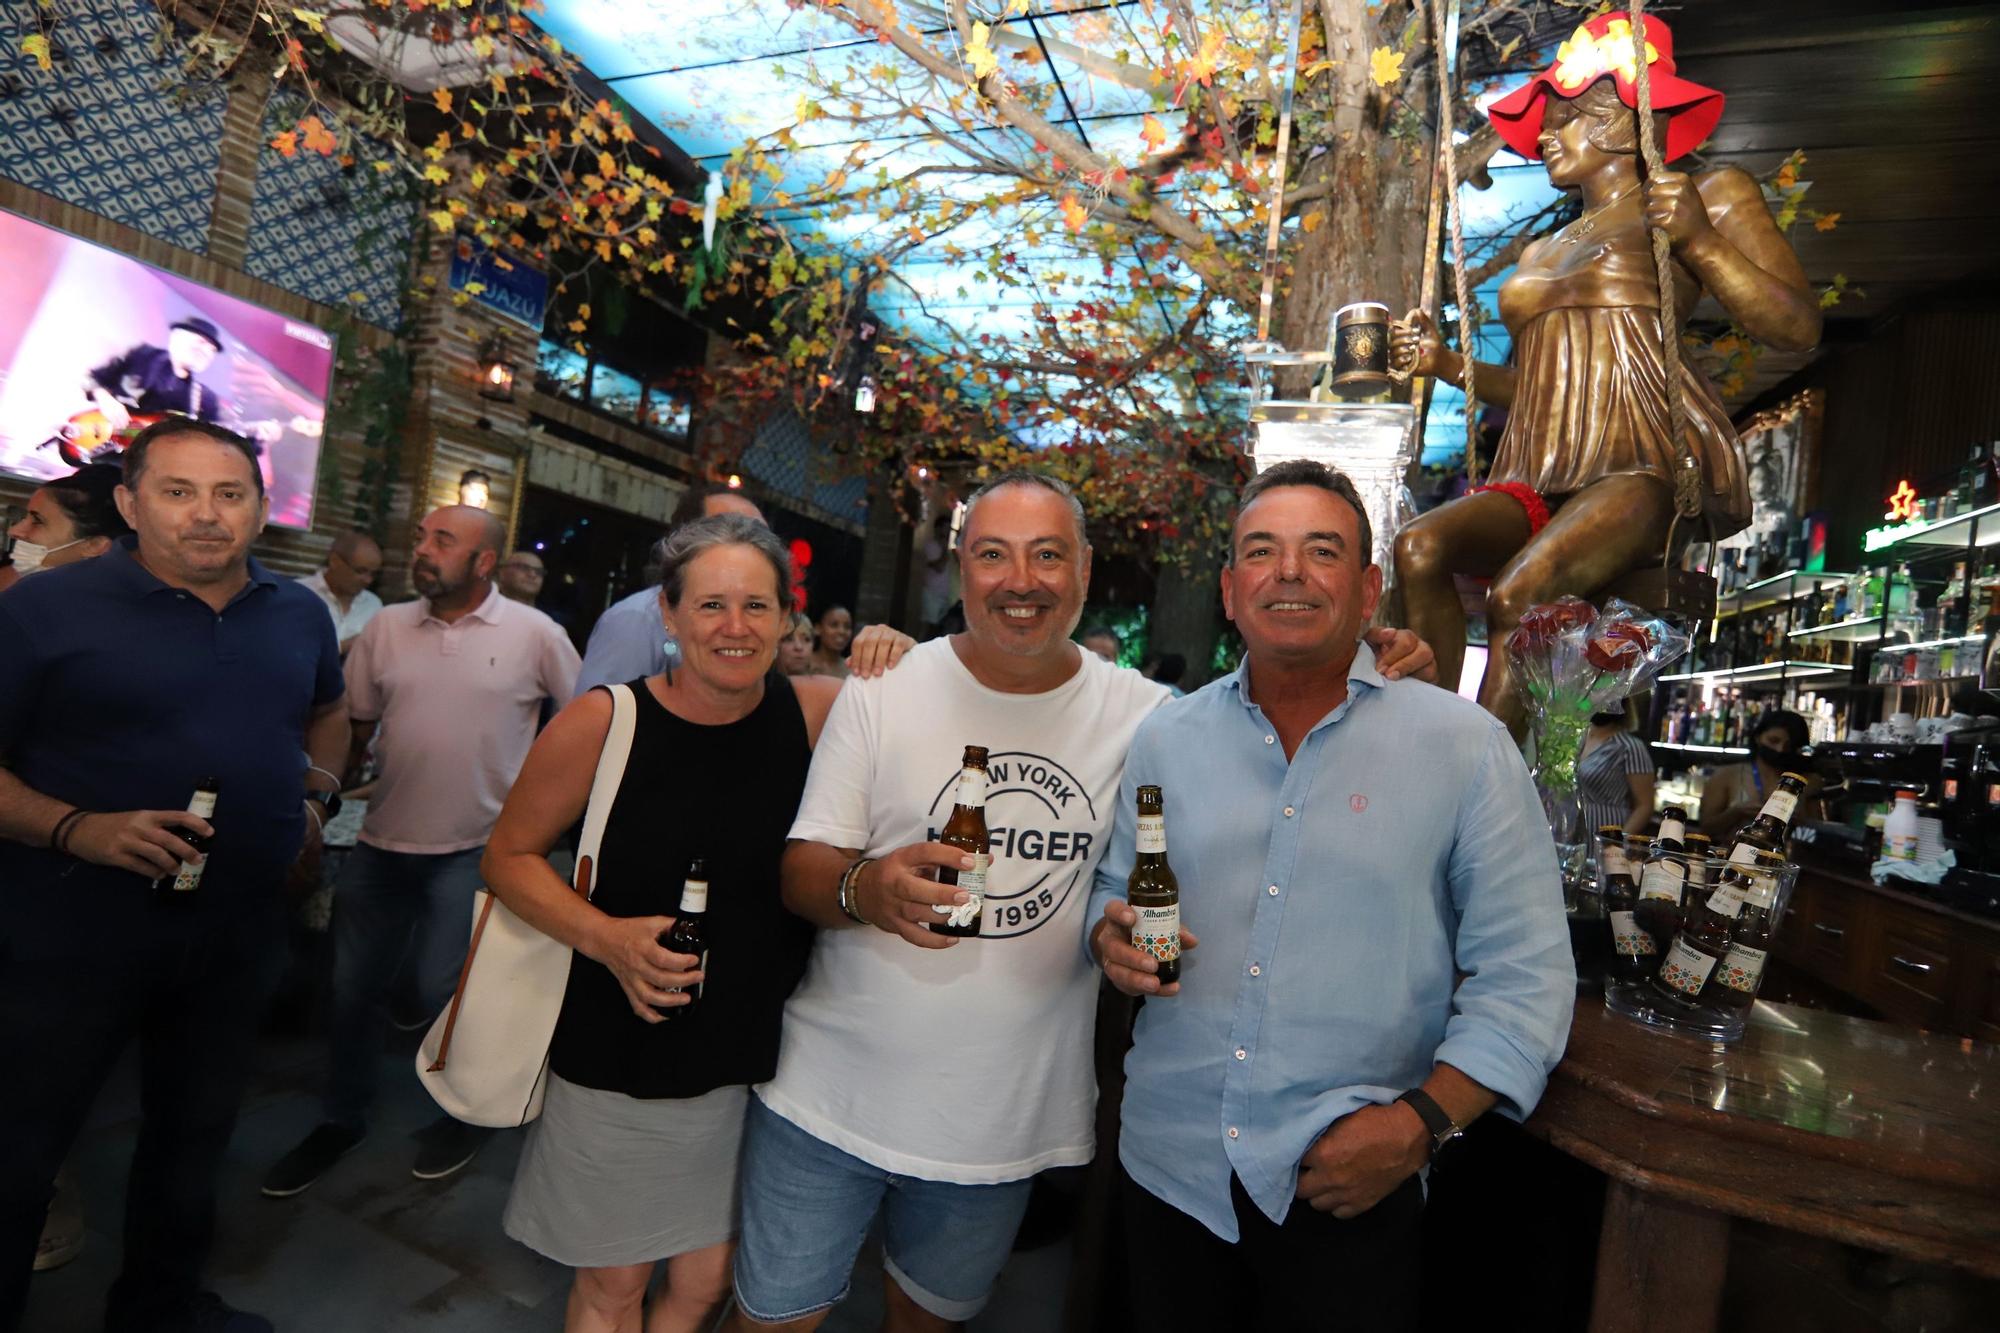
[728,471,1435,1331]
[298,531,384,653]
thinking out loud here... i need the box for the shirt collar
[1226,640,1386,709]
[102,536,277,597]
[422,582,505,626]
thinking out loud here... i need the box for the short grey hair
[961,469,1088,548]
[656,513,791,609]
[1229,460,1374,566]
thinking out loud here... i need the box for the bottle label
[1639,860,1685,904]
[956,766,989,808]
[1609,911,1656,958]
[1728,842,1762,867]
[1600,845,1630,878]
[933,853,990,928]
[188,790,218,819]
[1704,880,1746,918]
[678,880,709,914]
[1132,902,1181,963]
[1759,791,1798,824]
[1136,815,1165,855]
[171,855,206,893]
[1717,943,1768,995]
[1658,937,1718,997]
[1885,833,1919,861]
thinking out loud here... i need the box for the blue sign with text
[446,237,548,332]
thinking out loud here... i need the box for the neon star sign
[1885,479,1918,523]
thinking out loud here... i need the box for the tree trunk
[1153,0,1434,666]
[1151,543,1226,688]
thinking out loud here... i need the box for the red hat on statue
[1486,11,1724,163]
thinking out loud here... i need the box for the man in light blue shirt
[576,485,763,692]
[1088,459,1574,1330]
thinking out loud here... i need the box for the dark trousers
[1121,1168,1423,1332]
[0,905,285,1333]
[324,844,482,1131]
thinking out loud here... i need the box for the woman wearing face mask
[1700,709,1820,840]
[0,463,131,594]
[1578,699,1656,837]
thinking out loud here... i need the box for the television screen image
[0,209,335,531]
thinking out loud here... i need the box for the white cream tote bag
[416,683,636,1126]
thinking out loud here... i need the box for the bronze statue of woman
[1390,12,1821,734]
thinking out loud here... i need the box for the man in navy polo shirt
[0,419,349,1333]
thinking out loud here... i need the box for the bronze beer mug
[1326,302,1392,400]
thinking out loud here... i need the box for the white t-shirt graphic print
[763,638,1170,1184]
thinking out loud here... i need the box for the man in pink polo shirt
[263,505,580,1195]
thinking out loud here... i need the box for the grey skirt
[503,1075,748,1268]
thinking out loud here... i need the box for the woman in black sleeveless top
[478,515,908,1333]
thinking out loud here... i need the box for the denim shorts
[731,1097,1034,1324]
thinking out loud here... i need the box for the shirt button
[1227,1127,1240,1139]
[1268,884,1279,896]
[1235,1048,1247,1061]
[1284,806,1295,817]
[1249,964,1262,976]
[1264,734,1275,745]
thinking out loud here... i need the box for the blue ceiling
[533,1,1560,462]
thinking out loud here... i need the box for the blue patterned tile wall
[0,0,225,252]
[743,409,871,524]
[245,92,416,331]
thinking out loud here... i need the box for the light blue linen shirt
[1088,643,1574,1241]
[577,585,676,692]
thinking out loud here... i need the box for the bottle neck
[954,766,988,811]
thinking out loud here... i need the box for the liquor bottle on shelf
[1971,441,1994,513]
[1942,561,1969,638]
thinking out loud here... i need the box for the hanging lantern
[477,335,516,402]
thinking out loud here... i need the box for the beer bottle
[1684,832,1713,904]
[1603,830,1656,981]
[1709,851,1787,1010]
[1727,772,1809,864]
[1636,806,1690,943]
[660,858,709,1017]
[158,777,220,903]
[932,746,992,937]
[1127,785,1182,986]
[1651,850,1783,1007]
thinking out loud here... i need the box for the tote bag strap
[574,682,639,901]
[426,683,639,1072]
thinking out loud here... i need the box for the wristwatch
[304,789,343,823]
[1396,1088,1464,1163]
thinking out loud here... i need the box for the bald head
[324,530,383,599]
[412,504,504,606]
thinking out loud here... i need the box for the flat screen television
[0,208,335,531]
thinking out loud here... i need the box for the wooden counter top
[1526,996,2000,1280]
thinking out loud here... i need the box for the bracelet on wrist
[49,808,88,854]
[838,857,875,926]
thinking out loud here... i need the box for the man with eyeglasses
[299,531,384,654]
[497,549,547,606]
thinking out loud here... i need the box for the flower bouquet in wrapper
[1507,596,1690,840]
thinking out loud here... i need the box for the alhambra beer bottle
[932,746,992,937]
[1709,850,1787,1010]
[1602,829,1656,981]
[661,858,709,1017]
[1127,785,1181,985]
[1728,772,1809,863]
[158,777,220,904]
[1636,806,1691,944]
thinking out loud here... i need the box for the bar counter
[1526,997,2000,1331]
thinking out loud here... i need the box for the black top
[549,675,815,1100]
[0,539,344,957]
